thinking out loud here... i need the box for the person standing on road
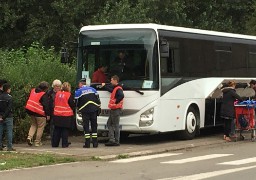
[52,82,74,148]
[0,83,15,151]
[0,79,8,149]
[47,79,62,144]
[220,81,243,142]
[101,75,124,146]
[75,79,101,148]
[25,81,50,147]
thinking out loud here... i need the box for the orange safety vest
[108,86,124,109]
[53,91,74,116]
[25,88,45,116]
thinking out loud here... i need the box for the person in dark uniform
[52,82,74,148]
[75,79,101,148]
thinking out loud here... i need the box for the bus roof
[80,23,256,41]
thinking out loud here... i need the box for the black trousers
[223,118,232,137]
[52,126,69,147]
[82,111,98,134]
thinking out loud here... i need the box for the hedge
[0,43,76,142]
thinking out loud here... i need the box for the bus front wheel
[180,106,198,140]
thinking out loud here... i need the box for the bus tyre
[181,107,198,140]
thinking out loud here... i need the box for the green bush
[0,43,76,142]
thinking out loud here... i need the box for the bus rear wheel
[180,106,198,140]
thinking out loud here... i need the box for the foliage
[0,43,76,141]
[246,1,256,35]
[117,154,129,159]
[183,0,255,33]
[0,0,107,49]
[1,0,256,50]
[92,0,152,24]
[1,0,256,141]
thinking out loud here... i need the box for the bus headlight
[76,111,83,125]
[139,108,154,127]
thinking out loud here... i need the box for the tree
[183,0,254,33]
[0,0,107,49]
[245,0,256,35]
[92,0,152,24]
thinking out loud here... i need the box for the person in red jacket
[25,81,50,147]
[52,82,74,148]
[92,65,108,83]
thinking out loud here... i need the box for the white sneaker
[34,142,43,147]
[27,138,33,146]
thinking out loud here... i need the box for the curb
[98,139,227,160]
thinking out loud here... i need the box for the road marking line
[161,154,233,164]
[156,165,256,180]
[110,153,182,163]
[219,157,256,165]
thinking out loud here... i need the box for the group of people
[25,80,74,148]
[2,75,256,148]
[220,80,256,142]
[0,74,124,150]
[75,75,124,147]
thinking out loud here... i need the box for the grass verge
[0,151,81,171]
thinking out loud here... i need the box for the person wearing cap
[25,81,50,147]
[92,65,108,83]
[75,78,101,148]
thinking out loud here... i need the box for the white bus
[75,23,256,139]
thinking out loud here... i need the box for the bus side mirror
[60,48,69,63]
[160,40,169,58]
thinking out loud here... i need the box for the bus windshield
[78,29,159,90]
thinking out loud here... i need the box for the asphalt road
[1,138,256,180]
[11,126,226,158]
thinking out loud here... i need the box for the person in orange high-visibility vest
[25,81,50,147]
[52,82,74,148]
[101,75,124,146]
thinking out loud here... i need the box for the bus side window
[161,41,180,75]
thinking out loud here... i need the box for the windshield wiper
[121,84,144,95]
